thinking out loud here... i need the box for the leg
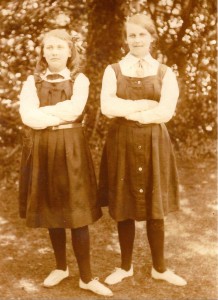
[43,228,69,287]
[146,219,166,273]
[72,226,113,296]
[104,219,135,285]
[48,228,67,270]
[147,219,187,286]
[118,219,135,271]
[71,225,92,283]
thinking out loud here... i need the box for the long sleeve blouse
[19,68,89,129]
[100,53,179,124]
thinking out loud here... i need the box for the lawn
[0,156,217,300]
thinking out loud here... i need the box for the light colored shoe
[104,265,133,285]
[43,267,69,287]
[79,277,113,297]
[151,267,187,286]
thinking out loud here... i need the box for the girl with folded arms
[19,29,113,297]
[99,14,187,287]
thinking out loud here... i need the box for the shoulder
[104,64,118,76]
[157,63,176,79]
[22,75,36,88]
[159,65,178,88]
[164,65,177,79]
[74,72,90,86]
[25,75,35,83]
[158,63,168,77]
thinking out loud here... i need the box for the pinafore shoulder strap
[157,63,168,81]
[110,63,121,78]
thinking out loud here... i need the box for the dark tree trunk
[85,0,126,149]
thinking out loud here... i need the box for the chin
[131,48,148,58]
[49,63,63,71]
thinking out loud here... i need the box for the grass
[0,156,217,300]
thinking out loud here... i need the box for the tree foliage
[148,0,217,157]
[85,0,217,158]
[0,0,216,167]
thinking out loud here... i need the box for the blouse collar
[43,67,71,80]
[122,52,158,68]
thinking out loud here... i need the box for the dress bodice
[111,63,167,102]
[35,78,73,107]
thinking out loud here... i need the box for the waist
[114,118,153,128]
[49,123,84,130]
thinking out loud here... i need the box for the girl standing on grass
[19,29,113,297]
[99,14,187,287]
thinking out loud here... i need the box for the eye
[45,45,53,50]
[139,32,148,38]
[129,34,136,38]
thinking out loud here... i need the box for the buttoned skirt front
[98,119,179,221]
[98,63,180,221]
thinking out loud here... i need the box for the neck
[48,66,66,73]
[131,51,150,59]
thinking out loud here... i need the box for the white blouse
[19,68,89,129]
[101,53,179,124]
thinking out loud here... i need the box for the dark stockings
[71,226,92,283]
[48,226,92,283]
[118,219,135,271]
[117,219,166,273]
[146,219,166,273]
[48,228,67,271]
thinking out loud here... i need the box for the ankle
[80,275,92,284]
[121,263,132,272]
[56,266,67,271]
[153,266,166,273]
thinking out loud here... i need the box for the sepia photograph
[0,0,217,299]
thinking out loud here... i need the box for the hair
[125,14,158,41]
[122,13,159,56]
[34,29,81,79]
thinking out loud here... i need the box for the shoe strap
[91,277,99,282]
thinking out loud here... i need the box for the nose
[135,35,142,43]
[136,35,142,42]
[51,47,59,55]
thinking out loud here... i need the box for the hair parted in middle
[126,13,158,40]
[35,29,81,79]
[122,13,159,56]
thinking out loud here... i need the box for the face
[126,22,153,58]
[43,36,71,72]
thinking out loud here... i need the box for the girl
[19,29,113,297]
[99,14,187,287]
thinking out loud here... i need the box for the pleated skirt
[98,118,179,221]
[19,127,102,228]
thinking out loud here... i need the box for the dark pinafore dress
[19,74,102,228]
[98,63,179,221]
